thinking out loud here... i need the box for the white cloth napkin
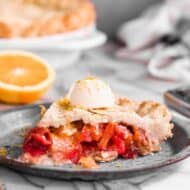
[117,0,190,82]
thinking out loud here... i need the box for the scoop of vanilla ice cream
[67,77,115,108]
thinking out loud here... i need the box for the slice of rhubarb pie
[20,77,173,168]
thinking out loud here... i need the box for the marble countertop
[0,43,190,190]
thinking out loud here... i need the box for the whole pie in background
[0,0,96,38]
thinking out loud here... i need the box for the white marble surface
[0,43,190,190]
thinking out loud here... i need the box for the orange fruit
[0,51,55,104]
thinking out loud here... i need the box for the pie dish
[0,0,96,38]
[20,77,174,168]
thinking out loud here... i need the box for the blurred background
[1,0,190,105]
[93,0,158,37]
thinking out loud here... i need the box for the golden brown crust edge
[117,97,172,122]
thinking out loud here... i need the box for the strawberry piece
[82,142,97,156]
[113,124,138,158]
[23,127,52,157]
[112,135,126,155]
[115,124,131,139]
[122,145,138,159]
[78,124,103,143]
[79,126,93,142]
[65,144,82,164]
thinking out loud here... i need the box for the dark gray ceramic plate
[0,103,190,180]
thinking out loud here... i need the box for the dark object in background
[160,34,181,46]
[164,87,190,117]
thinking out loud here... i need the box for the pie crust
[0,0,96,38]
[20,96,173,167]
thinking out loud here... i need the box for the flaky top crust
[38,96,173,153]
